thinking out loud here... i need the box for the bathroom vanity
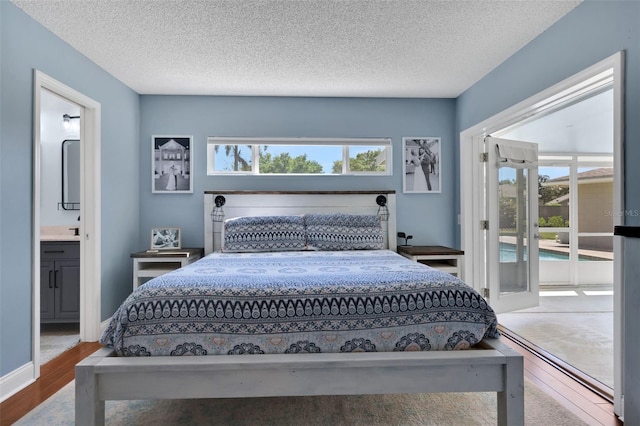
[40,229,80,323]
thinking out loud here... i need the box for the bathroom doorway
[38,89,82,364]
[32,71,102,379]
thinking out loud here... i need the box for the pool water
[499,243,591,262]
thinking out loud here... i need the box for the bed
[76,191,524,425]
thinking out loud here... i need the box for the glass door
[485,137,539,313]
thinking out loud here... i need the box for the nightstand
[131,248,204,290]
[397,245,464,277]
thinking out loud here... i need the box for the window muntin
[207,137,392,175]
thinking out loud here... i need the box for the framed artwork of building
[152,136,193,193]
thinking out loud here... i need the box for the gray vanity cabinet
[40,242,80,322]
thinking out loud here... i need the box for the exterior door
[485,137,539,314]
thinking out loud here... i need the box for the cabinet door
[40,261,56,320]
[54,260,80,320]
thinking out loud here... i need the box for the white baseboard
[0,362,35,403]
[101,318,111,334]
[1,321,109,403]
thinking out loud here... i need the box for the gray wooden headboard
[203,191,397,254]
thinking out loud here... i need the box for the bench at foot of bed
[75,337,524,426]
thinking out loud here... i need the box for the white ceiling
[501,89,614,154]
[12,0,581,98]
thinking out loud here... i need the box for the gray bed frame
[76,191,524,425]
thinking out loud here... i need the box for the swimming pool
[499,243,601,262]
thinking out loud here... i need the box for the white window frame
[206,137,392,176]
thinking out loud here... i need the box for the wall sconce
[62,113,80,130]
[376,195,389,221]
[211,195,226,222]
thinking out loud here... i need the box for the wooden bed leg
[496,348,525,426]
[75,356,105,426]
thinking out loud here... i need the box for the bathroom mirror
[61,139,80,210]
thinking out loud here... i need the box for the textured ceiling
[12,0,581,98]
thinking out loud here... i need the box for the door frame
[460,51,624,415]
[32,71,102,378]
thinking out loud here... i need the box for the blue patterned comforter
[101,250,499,356]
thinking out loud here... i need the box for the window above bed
[206,137,392,176]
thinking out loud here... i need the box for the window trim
[207,136,392,176]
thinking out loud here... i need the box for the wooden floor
[0,338,622,425]
[502,332,622,426]
[0,341,101,426]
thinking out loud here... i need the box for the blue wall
[3,2,639,419]
[456,1,640,422]
[0,2,140,376]
[139,96,457,250]
[456,1,640,223]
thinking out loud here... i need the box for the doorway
[32,71,102,379]
[460,52,624,415]
[39,89,82,364]
[495,92,615,391]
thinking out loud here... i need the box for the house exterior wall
[578,182,613,252]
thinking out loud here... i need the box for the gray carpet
[17,378,588,425]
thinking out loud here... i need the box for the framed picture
[152,136,193,193]
[150,227,182,250]
[402,137,441,193]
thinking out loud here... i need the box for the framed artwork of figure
[402,137,441,193]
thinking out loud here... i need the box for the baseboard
[0,362,35,403]
[101,318,111,334]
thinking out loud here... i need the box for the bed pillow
[304,213,384,251]
[223,215,307,252]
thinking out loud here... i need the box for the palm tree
[215,145,251,171]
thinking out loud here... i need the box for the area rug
[16,378,587,425]
[40,324,80,365]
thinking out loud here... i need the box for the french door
[485,137,539,314]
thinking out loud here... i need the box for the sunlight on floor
[540,290,577,297]
[583,290,614,296]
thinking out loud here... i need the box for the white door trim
[460,51,624,416]
[33,71,102,379]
